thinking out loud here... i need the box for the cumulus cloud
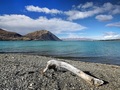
[102,32,120,39]
[65,2,120,21]
[73,2,93,9]
[106,21,120,27]
[65,6,103,20]
[25,3,120,21]
[95,15,113,21]
[26,5,62,14]
[102,2,120,14]
[103,2,113,11]
[81,2,93,9]
[0,14,86,35]
[64,7,103,20]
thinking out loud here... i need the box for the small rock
[4,56,8,58]
[12,57,15,59]
[28,83,34,89]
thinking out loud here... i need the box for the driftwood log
[43,60,104,86]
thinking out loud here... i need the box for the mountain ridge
[0,28,22,40]
[0,28,61,41]
[24,30,61,41]
[62,38,94,41]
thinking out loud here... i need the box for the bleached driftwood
[43,60,104,86]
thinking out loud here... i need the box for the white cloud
[0,14,86,35]
[103,2,113,11]
[64,7,103,20]
[74,2,93,9]
[111,6,120,14]
[65,6,103,20]
[102,32,120,39]
[95,15,113,21]
[25,3,120,21]
[65,2,120,21]
[102,2,120,14]
[81,2,93,9]
[26,5,62,14]
[106,21,120,27]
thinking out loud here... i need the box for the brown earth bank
[0,54,120,90]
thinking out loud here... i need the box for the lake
[0,41,120,65]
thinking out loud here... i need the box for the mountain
[24,30,61,41]
[0,28,22,40]
[62,38,93,41]
[0,29,61,41]
[100,39,120,41]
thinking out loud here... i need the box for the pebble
[11,56,15,59]
[28,83,34,89]
[0,54,120,90]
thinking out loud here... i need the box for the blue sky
[0,0,120,40]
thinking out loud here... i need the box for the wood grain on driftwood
[43,60,104,86]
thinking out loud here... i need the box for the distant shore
[0,54,120,90]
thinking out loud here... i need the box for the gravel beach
[0,54,120,90]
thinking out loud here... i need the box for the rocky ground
[0,54,120,90]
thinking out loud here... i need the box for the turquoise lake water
[0,41,120,65]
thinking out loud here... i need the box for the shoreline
[0,52,120,66]
[0,54,120,90]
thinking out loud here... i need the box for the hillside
[0,29,61,41]
[0,28,22,40]
[24,30,61,41]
